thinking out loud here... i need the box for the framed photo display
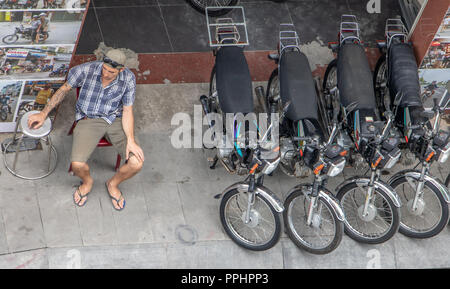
[0,0,89,132]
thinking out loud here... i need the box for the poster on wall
[0,10,84,46]
[418,7,450,110]
[0,0,88,132]
[0,45,73,80]
[0,0,87,10]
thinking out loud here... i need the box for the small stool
[3,111,58,180]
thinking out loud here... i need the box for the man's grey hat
[39,12,46,16]
[105,49,127,67]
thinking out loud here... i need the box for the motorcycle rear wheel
[0,111,7,121]
[373,54,388,117]
[2,34,18,44]
[186,0,238,17]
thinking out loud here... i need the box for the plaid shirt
[67,61,136,124]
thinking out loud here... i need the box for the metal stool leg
[46,136,52,173]
[12,135,23,172]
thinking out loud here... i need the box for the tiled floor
[0,82,449,268]
[76,0,402,54]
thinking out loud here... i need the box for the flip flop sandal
[105,182,126,211]
[73,186,90,207]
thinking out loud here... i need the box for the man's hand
[126,139,144,162]
[27,112,47,129]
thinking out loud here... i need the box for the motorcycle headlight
[437,142,450,163]
[327,157,346,177]
[262,157,280,175]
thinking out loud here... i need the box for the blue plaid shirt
[67,61,136,124]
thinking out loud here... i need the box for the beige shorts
[71,117,138,163]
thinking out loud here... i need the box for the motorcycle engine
[280,137,295,161]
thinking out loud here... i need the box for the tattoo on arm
[42,83,72,116]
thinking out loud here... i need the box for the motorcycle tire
[322,59,337,92]
[186,0,238,17]
[0,111,7,121]
[284,188,343,254]
[336,181,400,244]
[266,68,281,124]
[373,54,388,116]
[2,34,18,44]
[220,188,282,251]
[390,176,449,238]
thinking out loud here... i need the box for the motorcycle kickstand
[209,155,218,170]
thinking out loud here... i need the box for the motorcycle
[265,24,345,254]
[217,119,284,251]
[201,10,284,250]
[186,0,285,17]
[2,25,47,45]
[323,15,402,244]
[46,0,64,8]
[1,103,10,121]
[373,19,450,238]
[2,0,37,8]
[49,64,68,77]
[200,15,254,175]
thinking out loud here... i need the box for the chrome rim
[341,186,394,239]
[393,180,442,233]
[287,193,337,250]
[325,65,337,92]
[268,74,282,115]
[224,191,277,246]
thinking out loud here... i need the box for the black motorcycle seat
[279,51,319,121]
[388,43,421,107]
[337,43,376,110]
[215,46,253,114]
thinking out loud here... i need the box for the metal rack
[206,6,249,47]
[279,23,301,55]
[385,18,408,47]
[340,14,361,45]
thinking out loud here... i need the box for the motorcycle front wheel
[390,176,449,238]
[2,34,18,44]
[220,188,282,251]
[337,182,400,244]
[284,188,343,254]
[186,0,238,17]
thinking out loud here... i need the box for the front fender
[221,182,284,213]
[285,184,345,222]
[336,177,402,208]
[388,169,450,203]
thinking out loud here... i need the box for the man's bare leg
[71,161,94,206]
[106,155,143,210]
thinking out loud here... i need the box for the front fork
[306,175,322,226]
[362,168,380,217]
[411,162,429,211]
[244,174,264,224]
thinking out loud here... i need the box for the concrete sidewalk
[0,83,449,269]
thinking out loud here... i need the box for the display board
[0,0,89,132]
[418,6,450,110]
